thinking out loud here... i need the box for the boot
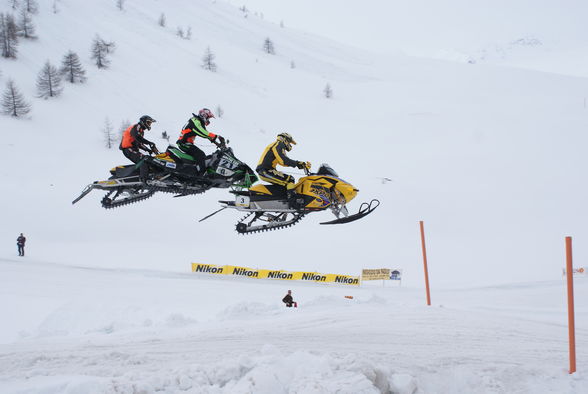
[139,163,149,187]
[287,189,303,209]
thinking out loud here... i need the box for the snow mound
[5,345,416,394]
[217,302,282,320]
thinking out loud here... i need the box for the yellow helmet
[277,132,297,151]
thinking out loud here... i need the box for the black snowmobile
[72,141,257,209]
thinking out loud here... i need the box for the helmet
[198,108,215,125]
[139,115,156,130]
[277,132,296,151]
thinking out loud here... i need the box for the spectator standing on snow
[282,290,296,307]
[17,233,26,256]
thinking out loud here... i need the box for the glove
[149,143,159,154]
[296,161,305,169]
[218,135,226,144]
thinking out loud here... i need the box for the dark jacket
[17,236,26,246]
[257,140,298,171]
[282,293,294,306]
[120,124,153,150]
[177,115,216,145]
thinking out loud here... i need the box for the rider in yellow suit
[256,133,310,207]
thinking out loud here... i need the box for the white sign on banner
[390,269,403,280]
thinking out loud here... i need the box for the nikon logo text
[335,276,359,285]
[195,265,224,274]
[267,271,294,280]
[233,267,259,277]
[301,273,326,281]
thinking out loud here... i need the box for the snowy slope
[0,257,587,393]
[1,0,587,288]
[231,0,588,76]
[1,0,588,392]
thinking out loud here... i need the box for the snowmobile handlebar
[212,137,228,150]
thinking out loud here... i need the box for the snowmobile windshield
[317,164,338,177]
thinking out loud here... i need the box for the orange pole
[419,221,431,306]
[565,236,576,374]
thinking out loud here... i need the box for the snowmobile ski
[320,199,380,225]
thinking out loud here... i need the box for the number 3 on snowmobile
[204,163,379,234]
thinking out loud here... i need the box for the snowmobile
[72,141,257,209]
[201,164,379,234]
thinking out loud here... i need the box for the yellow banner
[192,264,359,286]
[361,268,391,281]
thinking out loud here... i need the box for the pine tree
[158,13,166,27]
[119,119,131,139]
[2,79,31,117]
[216,105,224,118]
[323,83,333,99]
[17,7,36,39]
[263,37,275,54]
[116,0,125,11]
[201,46,217,72]
[60,50,86,83]
[0,12,19,59]
[176,26,184,39]
[36,60,63,99]
[103,117,116,148]
[10,0,19,11]
[91,35,111,68]
[23,0,38,14]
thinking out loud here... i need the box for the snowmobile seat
[111,165,139,178]
[167,147,196,164]
[249,184,288,197]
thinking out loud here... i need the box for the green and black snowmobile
[72,140,257,209]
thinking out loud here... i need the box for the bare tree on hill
[158,13,166,27]
[17,7,36,39]
[116,0,125,11]
[103,117,116,148]
[201,46,217,72]
[91,35,114,68]
[1,79,31,117]
[60,50,86,83]
[119,119,131,139]
[10,0,19,10]
[23,0,38,14]
[323,83,333,99]
[36,60,63,98]
[0,12,19,58]
[263,37,275,54]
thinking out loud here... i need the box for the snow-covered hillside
[1,0,587,392]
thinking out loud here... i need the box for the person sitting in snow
[177,108,225,176]
[282,290,296,307]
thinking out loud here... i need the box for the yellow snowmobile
[201,164,379,234]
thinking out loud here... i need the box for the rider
[119,115,159,164]
[256,132,310,207]
[177,108,225,176]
